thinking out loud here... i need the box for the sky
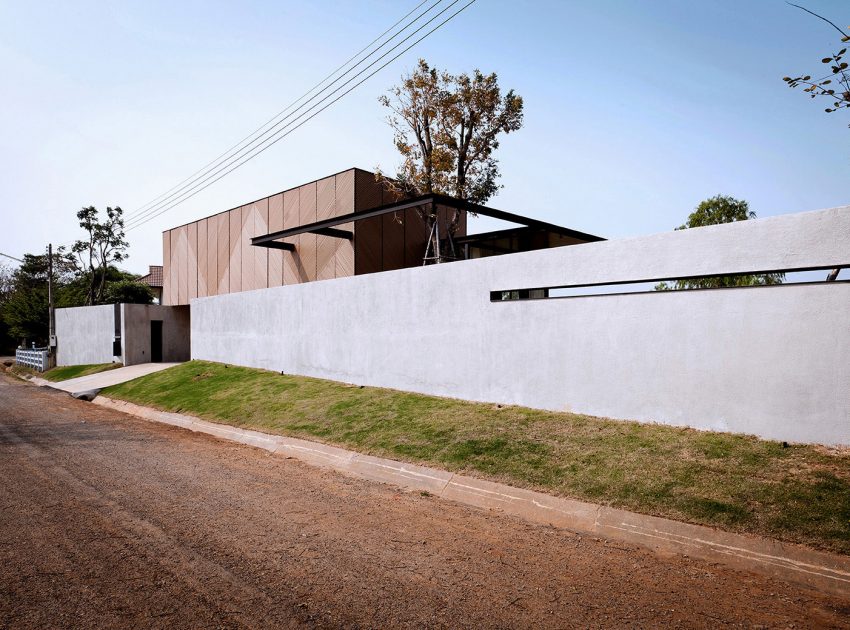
[1,0,847,274]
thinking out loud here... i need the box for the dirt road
[0,375,847,628]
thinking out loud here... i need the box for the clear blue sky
[1,0,847,274]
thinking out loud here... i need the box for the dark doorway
[151,320,163,363]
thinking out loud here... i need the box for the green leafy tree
[2,251,74,345]
[72,206,129,305]
[378,59,524,237]
[103,279,154,304]
[782,5,849,127]
[656,196,784,290]
[0,263,16,352]
[2,249,80,346]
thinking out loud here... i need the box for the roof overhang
[250,193,605,248]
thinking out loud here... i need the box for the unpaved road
[1,375,848,629]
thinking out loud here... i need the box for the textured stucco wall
[121,304,191,365]
[190,206,850,445]
[56,304,116,366]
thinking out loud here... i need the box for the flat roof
[251,193,605,249]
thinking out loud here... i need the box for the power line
[0,252,24,263]
[125,0,445,227]
[128,0,476,232]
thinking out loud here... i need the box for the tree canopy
[379,59,523,235]
[72,205,129,305]
[656,195,784,290]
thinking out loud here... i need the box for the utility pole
[48,244,56,363]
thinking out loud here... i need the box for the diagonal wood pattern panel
[283,189,300,285]
[316,176,336,281]
[299,182,317,282]
[188,222,198,301]
[197,219,208,298]
[229,207,242,293]
[268,193,283,288]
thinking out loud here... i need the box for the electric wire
[125,0,445,226]
[127,0,476,231]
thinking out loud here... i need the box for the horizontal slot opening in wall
[490,265,849,301]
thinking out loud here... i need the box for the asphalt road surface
[1,374,848,629]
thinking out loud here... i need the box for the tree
[103,280,154,305]
[0,263,16,352]
[379,59,524,241]
[72,206,129,305]
[2,249,77,346]
[656,196,784,290]
[782,5,849,127]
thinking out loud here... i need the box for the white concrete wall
[56,304,115,366]
[191,206,850,446]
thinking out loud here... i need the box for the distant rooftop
[139,265,163,288]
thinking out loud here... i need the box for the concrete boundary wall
[190,206,850,445]
[56,304,115,366]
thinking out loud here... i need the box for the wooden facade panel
[355,216,382,275]
[229,207,242,293]
[405,208,429,267]
[354,168,382,211]
[240,205,255,291]
[206,216,218,297]
[267,193,283,287]
[176,225,189,305]
[316,176,335,281]
[241,201,268,291]
[283,189,300,285]
[255,198,269,289]
[298,182,317,282]
[333,170,355,278]
[162,231,173,305]
[188,222,198,301]
[335,170,355,215]
[335,222,354,277]
[217,213,230,295]
[382,210,405,271]
[197,220,208,298]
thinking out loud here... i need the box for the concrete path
[48,363,179,395]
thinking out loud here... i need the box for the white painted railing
[15,347,50,372]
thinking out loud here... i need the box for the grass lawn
[103,360,850,555]
[36,362,122,382]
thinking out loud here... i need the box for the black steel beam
[313,227,353,240]
[263,241,295,251]
[251,193,605,248]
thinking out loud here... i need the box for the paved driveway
[48,362,179,394]
[1,374,847,628]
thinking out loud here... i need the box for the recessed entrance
[150,320,163,363]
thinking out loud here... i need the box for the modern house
[48,165,850,445]
[160,168,602,305]
[55,167,601,368]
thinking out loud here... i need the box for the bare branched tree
[378,59,524,248]
[783,4,850,126]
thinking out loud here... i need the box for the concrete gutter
[92,395,850,599]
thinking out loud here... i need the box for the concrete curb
[92,396,850,598]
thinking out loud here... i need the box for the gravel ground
[1,374,848,629]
